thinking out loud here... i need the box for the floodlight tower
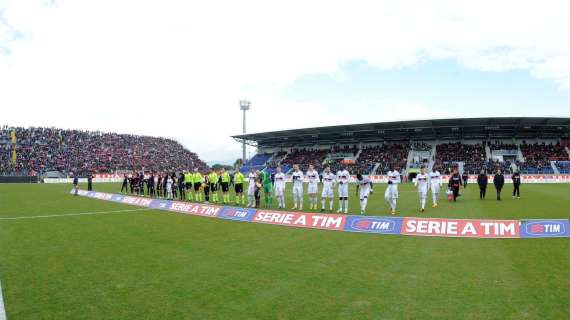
[239,99,251,164]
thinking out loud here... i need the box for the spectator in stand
[0,126,208,176]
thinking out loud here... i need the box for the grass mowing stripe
[0,208,151,221]
[0,281,6,320]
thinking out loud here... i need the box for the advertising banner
[218,207,257,222]
[344,216,403,234]
[401,217,520,238]
[252,210,346,231]
[72,190,570,238]
[520,219,570,238]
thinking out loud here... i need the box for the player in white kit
[274,166,287,208]
[384,166,401,215]
[429,167,442,208]
[336,166,350,214]
[291,164,304,210]
[247,170,258,207]
[356,173,373,214]
[306,165,320,210]
[320,166,336,212]
[414,166,429,212]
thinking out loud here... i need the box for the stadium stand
[556,161,570,174]
[518,142,568,174]
[281,148,329,172]
[0,127,208,176]
[435,142,487,174]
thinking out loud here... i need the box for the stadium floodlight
[239,100,251,164]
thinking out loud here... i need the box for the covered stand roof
[232,117,570,148]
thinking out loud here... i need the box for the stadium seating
[0,127,209,176]
[556,161,570,174]
[281,148,329,172]
[435,142,486,174]
[518,142,568,174]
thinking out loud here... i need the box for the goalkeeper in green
[259,170,273,208]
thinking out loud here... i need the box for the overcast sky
[1,0,570,164]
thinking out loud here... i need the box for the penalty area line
[0,280,6,320]
[0,208,152,221]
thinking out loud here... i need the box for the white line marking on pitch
[0,281,6,320]
[0,208,151,221]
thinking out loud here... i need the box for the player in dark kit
[494,170,505,200]
[512,170,521,199]
[147,173,155,197]
[461,172,469,188]
[87,173,93,191]
[156,174,163,198]
[178,172,185,200]
[121,174,128,194]
[477,169,488,200]
[448,167,463,202]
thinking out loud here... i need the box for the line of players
[119,164,446,215]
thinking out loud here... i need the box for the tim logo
[351,218,395,232]
[526,221,565,236]
[220,208,254,221]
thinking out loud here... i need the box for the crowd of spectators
[488,141,518,151]
[411,142,432,151]
[518,142,568,173]
[556,161,570,174]
[280,148,329,172]
[370,144,410,175]
[435,142,486,174]
[0,127,209,176]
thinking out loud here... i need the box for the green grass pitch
[0,182,569,319]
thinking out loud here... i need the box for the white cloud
[1,0,570,162]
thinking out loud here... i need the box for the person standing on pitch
[259,169,273,208]
[336,165,350,214]
[429,167,442,207]
[291,164,304,210]
[247,170,258,207]
[462,171,469,188]
[448,166,462,202]
[166,175,173,200]
[208,169,219,203]
[321,166,336,212]
[121,174,128,194]
[220,168,231,204]
[148,172,155,197]
[185,170,193,201]
[274,166,286,209]
[193,169,203,202]
[356,173,372,214]
[512,170,521,199]
[178,172,186,200]
[477,169,488,200]
[494,170,505,200]
[306,164,320,210]
[233,167,245,205]
[87,172,93,191]
[73,173,79,196]
[414,166,429,212]
[384,166,401,214]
